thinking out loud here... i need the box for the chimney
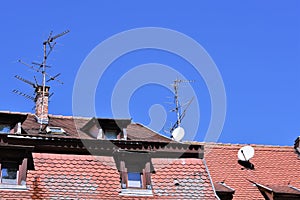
[34,85,50,124]
[294,136,300,155]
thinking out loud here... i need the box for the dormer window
[0,112,27,134]
[81,118,131,140]
[114,151,153,197]
[46,127,66,135]
[0,125,11,134]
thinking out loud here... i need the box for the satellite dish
[172,126,185,142]
[238,145,255,161]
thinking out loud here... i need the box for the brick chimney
[34,85,50,124]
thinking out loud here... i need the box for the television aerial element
[237,145,255,169]
[13,30,69,130]
[171,126,185,142]
[168,78,194,141]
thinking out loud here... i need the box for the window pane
[128,172,142,188]
[105,131,118,140]
[1,168,17,184]
[0,125,10,133]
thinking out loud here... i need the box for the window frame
[0,124,11,134]
[0,158,28,189]
[120,160,152,190]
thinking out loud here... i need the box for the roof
[0,153,217,199]
[0,110,215,199]
[0,111,172,142]
[204,143,300,200]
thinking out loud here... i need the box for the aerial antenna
[39,30,69,129]
[32,61,52,69]
[18,60,64,84]
[12,89,34,101]
[14,30,69,131]
[14,75,37,88]
[169,78,194,141]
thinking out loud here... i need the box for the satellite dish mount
[237,145,255,170]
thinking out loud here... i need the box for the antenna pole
[174,79,181,127]
[170,78,194,133]
[39,40,47,131]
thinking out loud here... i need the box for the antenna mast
[14,30,69,131]
[170,78,194,133]
[40,30,69,127]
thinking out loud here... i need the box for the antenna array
[13,30,69,129]
[169,79,194,134]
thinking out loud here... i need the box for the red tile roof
[204,143,300,200]
[151,158,217,199]
[0,153,217,199]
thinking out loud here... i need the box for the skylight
[46,127,66,135]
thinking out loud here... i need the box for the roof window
[46,127,66,135]
[81,118,131,140]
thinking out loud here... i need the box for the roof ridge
[48,114,91,120]
[192,142,293,148]
[0,110,31,115]
[133,122,173,141]
[0,110,93,120]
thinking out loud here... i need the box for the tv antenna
[169,78,194,141]
[14,30,69,129]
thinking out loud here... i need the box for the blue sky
[0,1,299,145]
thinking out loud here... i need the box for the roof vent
[174,178,180,186]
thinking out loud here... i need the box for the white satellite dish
[172,126,185,142]
[238,145,255,161]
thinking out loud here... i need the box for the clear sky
[0,1,299,146]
